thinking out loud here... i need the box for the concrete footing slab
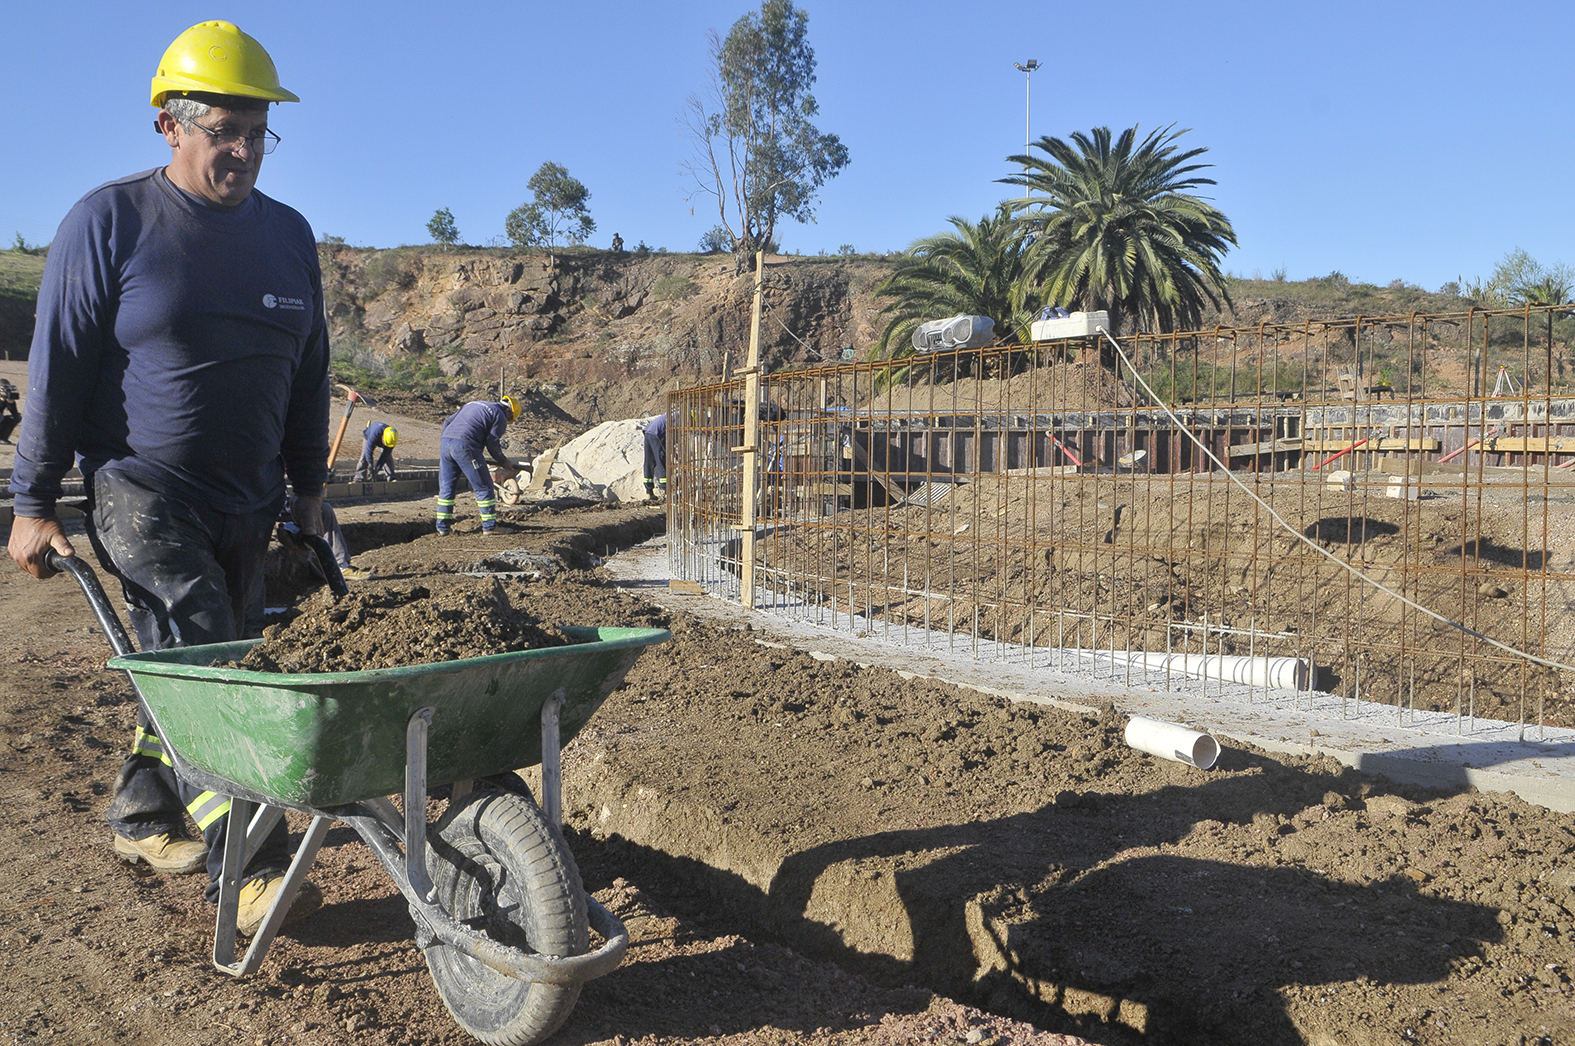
[606,536,1575,812]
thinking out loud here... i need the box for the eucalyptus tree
[681,0,849,262]
[506,162,596,248]
[1001,125,1237,335]
[426,207,460,247]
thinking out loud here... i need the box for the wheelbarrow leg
[405,707,437,905]
[213,800,331,977]
[541,687,565,830]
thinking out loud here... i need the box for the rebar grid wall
[668,305,1575,734]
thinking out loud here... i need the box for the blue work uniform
[10,168,330,897]
[437,401,510,533]
[354,421,396,482]
[643,413,667,495]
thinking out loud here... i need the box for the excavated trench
[295,505,1575,1045]
[553,620,1571,1046]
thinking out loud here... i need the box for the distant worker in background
[436,396,525,534]
[642,412,667,502]
[610,232,624,253]
[0,379,20,443]
[352,420,397,482]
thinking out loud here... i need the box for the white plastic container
[1123,716,1221,770]
[912,315,996,353]
[1030,310,1109,342]
[1102,651,1311,691]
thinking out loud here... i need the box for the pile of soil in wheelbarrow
[230,577,578,673]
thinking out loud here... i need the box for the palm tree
[1513,276,1571,307]
[1001,125,1237,335]
[874,203,1034,355]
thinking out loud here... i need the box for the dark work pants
[437,437,497,531]
[86,469,290,900]
[352,446,394,482]
[321,501,350,569]
[643,429,666,489]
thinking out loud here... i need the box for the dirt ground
[0,496,1089,1046]
[754,465,1575,729]
[3,486,1575,1045]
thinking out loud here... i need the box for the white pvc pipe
[1124,716,1220,770]
[1100,650,1311,691]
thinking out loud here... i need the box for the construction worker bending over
[7,21,328,935]
[352,420,397,482]
[642,412,667,501]
[436,396,523,534]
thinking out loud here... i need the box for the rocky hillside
[321,246,897,422]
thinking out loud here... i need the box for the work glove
[292,494,324,537]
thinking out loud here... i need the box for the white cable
[1097,327,1575,676]
[762,299,830,359]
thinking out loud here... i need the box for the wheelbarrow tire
[425,787,589,1046]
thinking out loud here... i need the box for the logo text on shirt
[263,294,306,311]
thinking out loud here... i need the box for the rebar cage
[668,305,1575,736]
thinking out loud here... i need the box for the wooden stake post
[739,251,764,608]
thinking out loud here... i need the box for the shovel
[326,385,378,474]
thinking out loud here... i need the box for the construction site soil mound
[232,578,577,673]
[2,494,1572,1046]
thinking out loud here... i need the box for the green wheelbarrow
[50,549,669,1046]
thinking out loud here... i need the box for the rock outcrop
[319,246,896,392]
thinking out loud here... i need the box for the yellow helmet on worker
[150,21,300,108]
[381,426,399,449]
[500,395,521,422]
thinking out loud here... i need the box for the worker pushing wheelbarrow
[52,545,667,1045]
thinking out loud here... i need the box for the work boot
[113,831,207,874]
[236,876,323,937]
[435,524,451,536]
[340,565,372,581]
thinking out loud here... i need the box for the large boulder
[542,417,653,503]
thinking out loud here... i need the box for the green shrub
[361,250,418,296]
[652,273,699,301]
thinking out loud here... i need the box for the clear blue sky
[2,1,1569,291]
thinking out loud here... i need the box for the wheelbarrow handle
[46,550,137,658]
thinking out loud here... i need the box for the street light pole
[1014,59,1040,197]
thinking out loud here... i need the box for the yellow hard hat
[150,21,300,109]
[382,426,399,449]
[500,395,521,422]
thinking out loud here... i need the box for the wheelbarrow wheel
[425,787,589,1046]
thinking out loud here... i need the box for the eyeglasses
[183,119,281,155]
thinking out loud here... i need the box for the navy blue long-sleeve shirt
[9,169,330,517]
[441,401,510,463]
[362,421,393,458]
